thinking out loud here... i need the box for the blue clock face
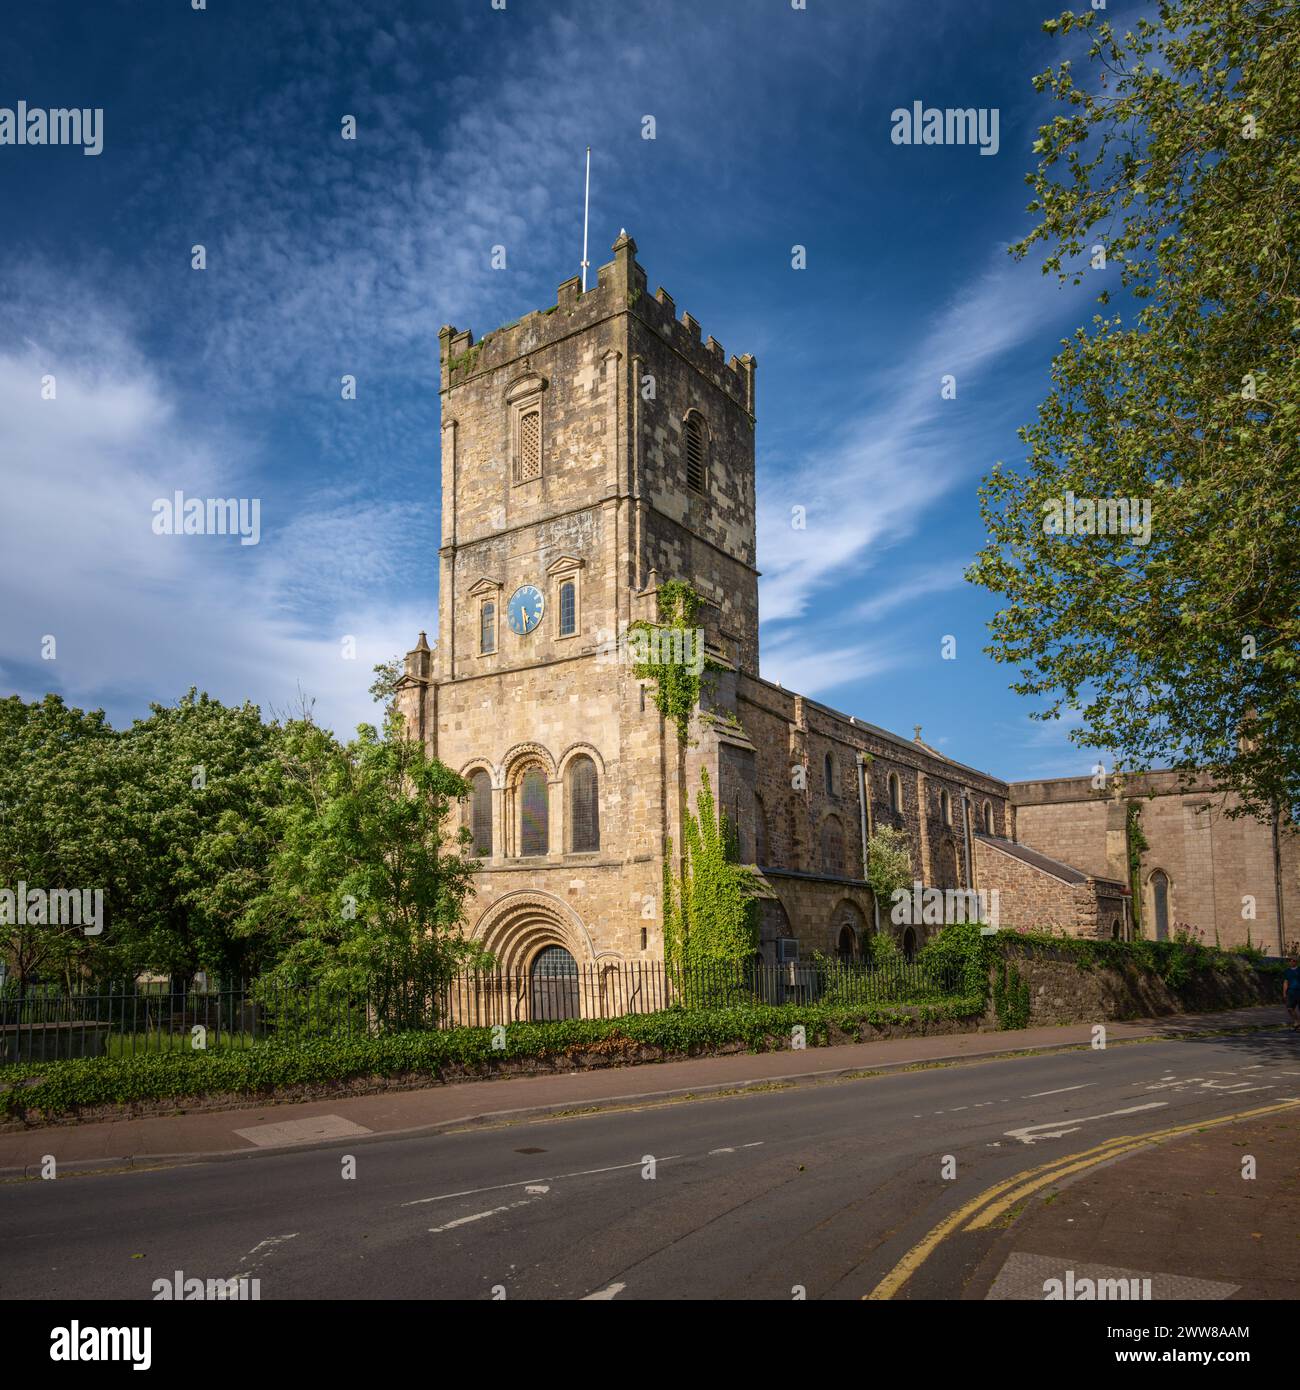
[506,584,545,636]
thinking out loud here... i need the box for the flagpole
[581,145,591,292]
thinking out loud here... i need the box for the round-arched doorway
[530,944,580,1021]
[902,927,918,962]
[831,900,866,962]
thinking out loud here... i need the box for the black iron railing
[0,956,961,1063]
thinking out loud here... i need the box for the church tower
[396,234,758,974]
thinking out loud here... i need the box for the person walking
[1284,955,1300,1031]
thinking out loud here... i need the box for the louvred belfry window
[518,409,541,482]
[567,756,599,853]
[685,414,706,493]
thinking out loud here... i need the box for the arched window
[566,755,599,853]
[888,770,903,814]
[1111,918,1121,941]
[940,788,952,826]
[684,413,707,493]
[982,799,993,833]
[902,926,918,962]
[820,815,844,876]
[938,835,959,889]
[1151,870,1170,941]
[519,767,549,857]
[467,769,492,856]
[824,751,835,795]
[755,796,769,865]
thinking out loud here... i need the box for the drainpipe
[856,752,879,938]
[1273,802,1287,957]
[962,790,976,902]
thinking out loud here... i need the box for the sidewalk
[976,1106,1300,1300]
[0,1005,1281,1177]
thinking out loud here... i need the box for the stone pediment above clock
[467,576,503,597]
[505,372,547,404]
[545,554,585,577]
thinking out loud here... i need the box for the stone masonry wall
[1013,772,1300,952]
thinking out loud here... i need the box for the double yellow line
[864,1096,1300,1300]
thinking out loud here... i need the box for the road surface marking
[742,1142,764,1148]
[865,1097,1300,1300]
[1144,1078,1204,1090]
[1005,1102,1167,1145]
[1024,1084,1094,1098]
[230,1233,298,1282]
[582,1283,626,1300]
[401,1156,683,1206]
[429,1198,538,1234]
[709,1147,735,1155]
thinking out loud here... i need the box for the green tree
[369,654,403,715]
[967,1,1300,823]
[114,690,288,983]
[243,713,483,992]
[0,695,130,986]
[662,771,760,976]
[866,826,914,911]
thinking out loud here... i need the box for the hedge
[0,994,987,1120]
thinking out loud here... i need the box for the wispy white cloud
[0,281,429,735]
[750,248,1086,715]
[756,248,1079,630]
[851,562,968,624]
[759,633,905,699]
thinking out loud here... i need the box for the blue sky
[0,0,1114,781]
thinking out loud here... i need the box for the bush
[0,995,989,1120]
[917,922,990,998]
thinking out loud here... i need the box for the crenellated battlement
[439,232,755,413]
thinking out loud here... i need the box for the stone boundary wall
[995,944,1276,1026]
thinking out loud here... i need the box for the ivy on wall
[631,580,723,743]
[1126,800,1148,930]
[992,957,1032,1029]
[663,771,760,976]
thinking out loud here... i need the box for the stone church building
[394,235,1298,984]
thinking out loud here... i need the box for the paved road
[4,1027,1298,1300]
